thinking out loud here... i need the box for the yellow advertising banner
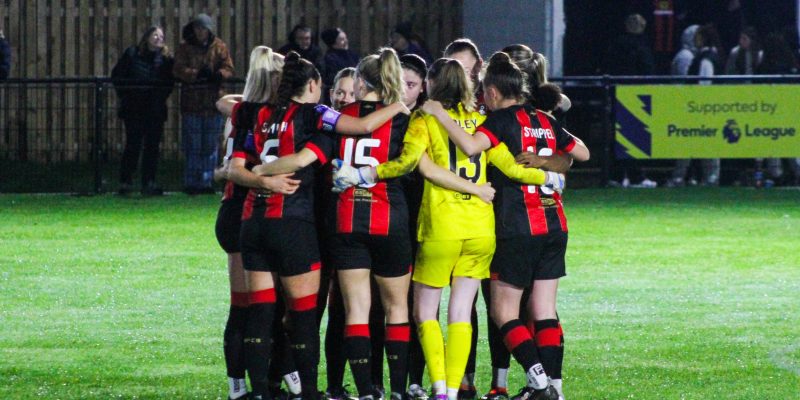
[614,85,800,159]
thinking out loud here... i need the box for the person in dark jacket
[320,28,359,89]
[605,14,657,188]
[603,13,655,76]
[173,13,235,195]
[390,22,433,64]
[279,24,323,71]
[754,33,800,186]
[0,28,10,80]
[111,26,174,196]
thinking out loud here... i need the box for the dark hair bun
[488,51,512,65]
[535,83,562,112]
[285,51,302,63]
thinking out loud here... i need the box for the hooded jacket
[671,25,699,75]
[173,22,234,114]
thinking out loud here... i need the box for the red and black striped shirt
[232,101,328,222]
[308,101,410,236]
[479,104,576,238]
[222,101,263,203]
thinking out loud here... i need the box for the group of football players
[211,37,589,400]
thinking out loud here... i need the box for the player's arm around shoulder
[417,152,495,204]
[374,111,430,180]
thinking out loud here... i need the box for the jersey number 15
[342,137,381,188]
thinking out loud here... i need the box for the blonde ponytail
[377,47,404,105]
[356,47,404,105]
[242,46,283,103]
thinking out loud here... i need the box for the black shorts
[215,199,244,254]
[490,231,568,287]
[327,233,412,277]
[240,216,321,276]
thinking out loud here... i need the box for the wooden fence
[0,0,463,79]
[0,0,462,177]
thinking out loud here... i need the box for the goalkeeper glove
[331,159,377,192]
[543,171,566,193]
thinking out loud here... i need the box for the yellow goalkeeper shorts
[412,237,495,287]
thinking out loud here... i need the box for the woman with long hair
[725,27,762,75]
[250,47,416,400]
[212,46,303,400]
[333,57,559,400]
[111,25,174,196]
[501,44,571,114]
[227,50,406,400]
[398,52,429,400]
[425,52,589,400]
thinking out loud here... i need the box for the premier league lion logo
[723,119,741,144]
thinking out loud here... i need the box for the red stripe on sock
[231,291,250,307]
[386,324,410,342]
[249,288,276,304]
[503,325,533,351]
[535,327,562,347]
[290,294,318,311]
[345,324,370,337]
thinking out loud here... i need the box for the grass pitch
[1,188,799,399]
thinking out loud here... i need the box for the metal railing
[1,78,243,193]
[1,75,799,193]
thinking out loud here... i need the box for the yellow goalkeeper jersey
[377,104,491,241]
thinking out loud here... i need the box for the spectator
[173,13,234,195]
[603,13,655,75]
[756,32,799,74]
[279,24,322,71]
[688,24,723,77]
[666,24,699,188]
[111,26,175,196]
[605,14,657,188]
[320,28,359,90]
[687,23,722,186]
[390,21,433,64]
[671,25,699,76]
[725,27,762,75]
[0,28,10,80]
[754,33,800,186]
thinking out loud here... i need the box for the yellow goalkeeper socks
[445,322,473,392]
[418,320,446,388]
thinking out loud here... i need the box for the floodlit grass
[1,188,799,399]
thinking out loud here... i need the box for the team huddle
[212,38,590,400]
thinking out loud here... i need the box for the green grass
[1,188,799,399]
